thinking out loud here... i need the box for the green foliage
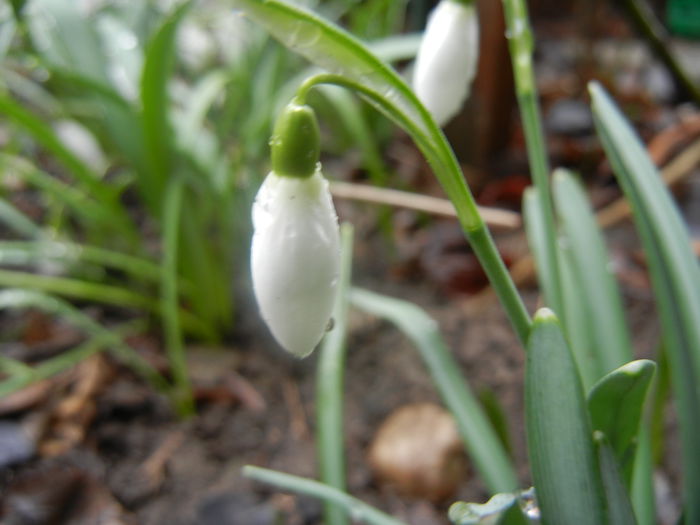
[449,490,534,524]
[526,309,606,525]
[587,360,656,485]
[591,81,700,524]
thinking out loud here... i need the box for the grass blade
[0,289,167,393]
[594,433,638,525]
[522,188,561,317]
[590,81,700,524]
[0,198,43,239]
[28,0,109,83]
[317,223,354,525]
[0,321,145,397]
[0,240,163,283]
[0,94,114,202]
[587,359,656,484]
[160,179,193,417]
[140,1,191,212]
[350,288,518,493]
[243,466,407,525]
[0,154,133,238]
[553,169,632,381]
[526,308,605,525]
[0,268,155,311]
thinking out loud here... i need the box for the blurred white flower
[413,0,479,126]
[251,168,340,358]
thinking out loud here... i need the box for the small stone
[368,403,467,502]
[0,420,35,468]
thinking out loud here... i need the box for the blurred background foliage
[0,0,424,349]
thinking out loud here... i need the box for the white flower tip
[413,0,480,126]
[251,169,340,358]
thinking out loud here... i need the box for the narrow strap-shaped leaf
[0,289,167,393]
[449,492,534,524]
[0,153,131,238]
[27,0,110,83]
[526,308,605,525]
[522,188,562,321]
[140,1,192,213]
[161,178,193,416]
[557,241,598,387]
[587,359,656,485]
[351,288,518,493]
[553,169,632,377]
[594,433,638,525]
[317,223,354,525]
[0,197,43,239]
[0,94,113,203]
[244,466,407,525]
[590,81,700,524]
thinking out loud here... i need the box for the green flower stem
[243,466,407,525]
[501,0,562,317]
[161,179,194,417]
[316,223,354,525]
[296,73,531,345]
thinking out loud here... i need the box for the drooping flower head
[251,102,340,358]
[413,0,479,127]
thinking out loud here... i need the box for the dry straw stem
[329,181,521,230]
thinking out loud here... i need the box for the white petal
[251,169,340,357]
[413,0,479,126]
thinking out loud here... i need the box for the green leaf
[594,433,638,525]
[350,288,518,493]
[449,490,535,525]
[0,240,164,284]
[553,169,633,380]
[0,289,167,394]
[587,359,656,484]
[522,188,562,322]
[160,178,193,417]
[317,224,354,525]
[0,154,131,238]
[557,240,598,387]
[525,308,605,525]
[140,0,192,213]
[243,466,406,525]
[0,95,113,202]
[27,0,110,84]
[0,198,43,239]
[590,81,700,524]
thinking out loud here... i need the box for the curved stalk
[296,73,531,345]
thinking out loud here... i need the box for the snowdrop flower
[251,102,340,358]
[413,0,479,126]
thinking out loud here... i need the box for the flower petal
[251,169,340,357]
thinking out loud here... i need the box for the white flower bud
[413,0,479,127]
[251,168,340,358]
